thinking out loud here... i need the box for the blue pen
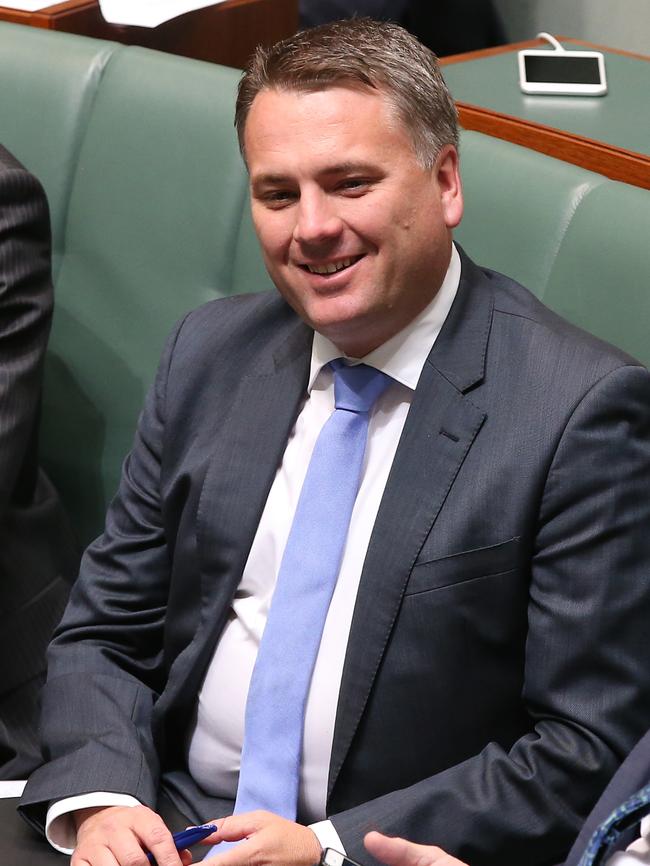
[146,823,218,864]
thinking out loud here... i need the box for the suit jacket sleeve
[19,314,189,822]
[0,149,79,779]
[0,154,53,522]
[330,363,650,866]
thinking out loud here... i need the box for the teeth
[307,256,358,275]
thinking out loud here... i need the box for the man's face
[244,86,463,357]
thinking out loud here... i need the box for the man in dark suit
[18,19,650,866]
[0,145,79,778]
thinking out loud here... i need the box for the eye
[255,189,298,209]
[336,177,375,197]
[339,178,368,192]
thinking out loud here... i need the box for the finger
[364,832,450,866]
[180,848,193,866]
[364,833,415,866]
[71,846,121,866]
[108,831,160,866]
[206,811,266,843]
[201,839,255,866]
[140,819,184,866]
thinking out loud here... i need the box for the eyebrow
[252,161,381,188]
[319,161,380,176]
[251,173,293,187]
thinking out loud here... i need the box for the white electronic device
[518,32,607,96]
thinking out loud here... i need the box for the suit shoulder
[0,143,26,172]
[161,291,309,388]
[175,291,297,348]
[484,266,644,375]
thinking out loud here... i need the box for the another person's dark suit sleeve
[0,145,78,778]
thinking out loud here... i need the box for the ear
[436,145,464,229]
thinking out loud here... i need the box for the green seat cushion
[42,47,267,542]
[456,130,607,298]
[0,22,120,278]
[544,180,650,367]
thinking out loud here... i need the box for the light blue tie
[578,783,650,866]
[205,361,391,857]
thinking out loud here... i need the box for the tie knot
[331,360,392,413]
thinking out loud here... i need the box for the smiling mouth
[302,255,363,276]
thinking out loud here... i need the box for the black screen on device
[524,55,601,84]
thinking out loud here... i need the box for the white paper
[0,780,27,798]
[98,0,228,28]
[0,1,53,10]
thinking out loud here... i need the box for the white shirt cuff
[310,819,346,856]
[0,780,27,798]
[46,792,141,854]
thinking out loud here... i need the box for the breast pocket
[404,536,522,596]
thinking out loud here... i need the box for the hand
[201,810,322,866]
[72,804,192,866]
[364,831,469,866]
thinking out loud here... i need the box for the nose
[293,190,343,247]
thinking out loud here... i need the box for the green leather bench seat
[0,23,119,279]
[456,131,608,297]
[543,181,650,366]
[43,47,272,540]
[0,21,648,544]
[457,131,650,363]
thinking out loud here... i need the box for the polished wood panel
[441,38,650,190]
[453,103,650,190]
[0,0,298,69]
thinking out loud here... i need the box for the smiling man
[244,83,461,357]
[20,18,650,866]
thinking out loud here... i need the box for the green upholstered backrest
[0,22,120,279]
[456,130,608,299]
[457,130,650,370]
[544,180,650,367]
[0,23,271,543]
[44,47,266,541]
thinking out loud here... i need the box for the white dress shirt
[46,247,461,854]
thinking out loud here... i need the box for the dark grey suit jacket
[20,249,650,866]
[0,145,79,778]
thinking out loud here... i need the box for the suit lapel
[328,249,494,797]
[168,316,313,711]
[197,318,313,624]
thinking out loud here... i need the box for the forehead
[244,86,414,172]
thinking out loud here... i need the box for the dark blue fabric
[564,731,650,866]
[578,785,650,866]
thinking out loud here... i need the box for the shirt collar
[308,243,461,393]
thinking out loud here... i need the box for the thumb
[364,832,453,866]
[365,833,421,866]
